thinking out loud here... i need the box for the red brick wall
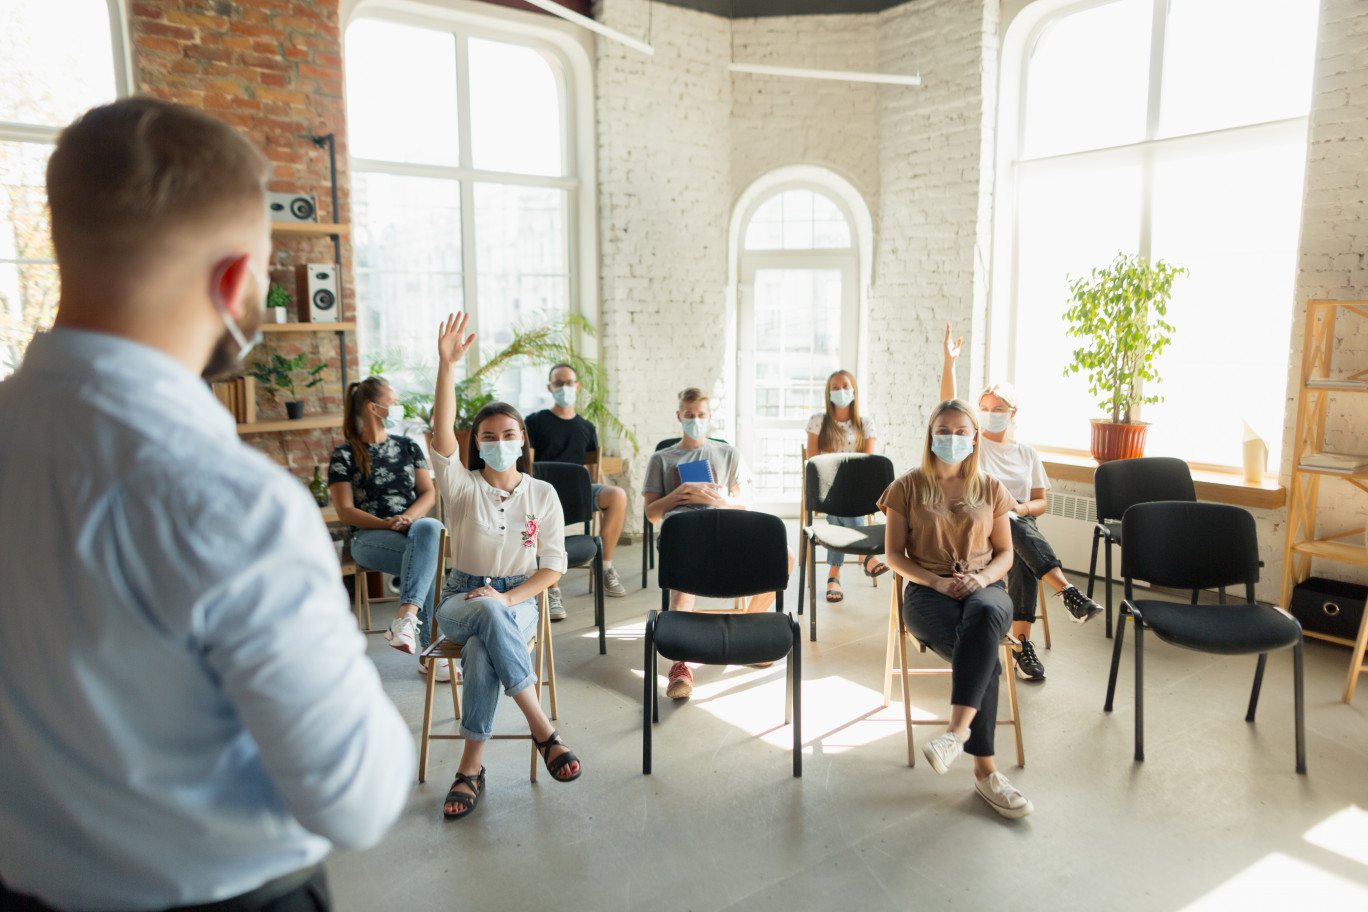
[130,0,355,480]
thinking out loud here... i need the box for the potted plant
[1062,251,1186,462]
[266,282,291,323]
[247,351,327,419]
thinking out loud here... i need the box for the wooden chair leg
[883,589,899,707]
[899,612,913,768]
[1345,603,1368,704]
[359,569,372,630]
[1037,582,1051,649]
[1003,641,1024,767]
[418,654,438,783]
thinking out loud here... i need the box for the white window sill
[1033,447,1286,510]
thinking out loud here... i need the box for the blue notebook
[676,459,715,484]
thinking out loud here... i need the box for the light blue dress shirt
[0,329,414,910]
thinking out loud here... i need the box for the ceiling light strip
[728,62,920,86]
[522,0,655,56]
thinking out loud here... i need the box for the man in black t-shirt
[525,363,630,616]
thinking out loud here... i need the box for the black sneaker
[1013,638,1045,682]
[1061,586,1104,625]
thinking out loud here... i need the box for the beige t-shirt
[876,471,1014,577]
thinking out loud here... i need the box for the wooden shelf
[1290,537,1368,567]
[1303,382,1368,392]
[271,221,349,237]
[260,321,355,332]
[1036,448,1286,510]
[237,413,343,434]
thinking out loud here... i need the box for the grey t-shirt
[643,440,751,522]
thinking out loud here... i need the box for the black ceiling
[652,0,909,16]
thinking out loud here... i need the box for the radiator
[1035,491,1098,575]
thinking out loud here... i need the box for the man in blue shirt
[0,98,414,911]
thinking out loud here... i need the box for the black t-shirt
[327,435,429,531]
[525,410,598,465]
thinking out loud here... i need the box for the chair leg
[792,621,802,778]
[1087,527,1101,599]
[1294,640,1307,774]
[1246,653,1268,722]
[641,521,649,589]
[899,616,914,767]
[1104,540,1114,639]
[1104,605,1128,712]
[360,569,373,631]
[449,668,462,722]
[882,593,898,707]
[1037,582,1051,649]
[807,539,818,642]
[418,654,438,783]
[1003,642,1024,767]
[545,605,559,722]
[796,533,807,617]
[1133,617,1145,762]
[643,617,654,775]
[596,551,606,656]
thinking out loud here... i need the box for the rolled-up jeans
[1005,514,1064,624]
[435,570,539,742]
[823,514,866,568]
[349,518,443,648]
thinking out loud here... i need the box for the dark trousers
[1005,514,1063,623]
[902,580,1012,757]
[0,867,330,912]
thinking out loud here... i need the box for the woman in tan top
[877,399,1033,819]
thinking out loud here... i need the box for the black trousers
[1005,514,1063,623]
[0,867,330,912]
[902,580,1012,757]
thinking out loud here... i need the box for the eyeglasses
[550,380,577,389]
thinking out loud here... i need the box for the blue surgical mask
[682,417,709,440]
[981,411,1011,433]
[552,386,577,408]
[479,440,523,472]
[829,388,855,409]
[931,434,975,465]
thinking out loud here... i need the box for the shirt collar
[476,470,528,499]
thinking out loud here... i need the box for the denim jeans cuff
[504,670,537,700]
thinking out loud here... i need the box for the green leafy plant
[1062,252,1186,424]
[266,282,291,310]
[247,351,327,404]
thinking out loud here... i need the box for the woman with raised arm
[878,399,1032,819]
[940,325,1103,683]
[428,312,582,820]
[805,369,886,604]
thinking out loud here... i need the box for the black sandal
[826,578,844,602]
[443,766,486,820]
[862,555,889,578]
[533,730,582,782]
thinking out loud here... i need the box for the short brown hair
[46,97,269,265]
[677,387,709,408]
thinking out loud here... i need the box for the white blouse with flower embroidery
[430,448,566,577]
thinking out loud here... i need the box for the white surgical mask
[682,417,709,440]
[212,264,267,365]
[552,386,577,408]
[931,435,975,465]
[480,440,523,472]
[981,411,1011,433]
[829,388,855,409]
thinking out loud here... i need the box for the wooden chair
[1036,581,1052,649]
[338,559,394,632]
[882,570,1025,768]
[417,529,560,783]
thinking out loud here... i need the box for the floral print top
[328,435,429,534]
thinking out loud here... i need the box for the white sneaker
[548,587,567,621]
[418,657,457,683]
[603,567,627,598]
[386,614,420,655]
[975,771,1034,819]
[922,730,967,775]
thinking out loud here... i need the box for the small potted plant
[248,351,327,419]
[266,282,291,323]
[1062,252,1186,462]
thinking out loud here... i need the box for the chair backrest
[657,510,789,600]
[534,460,595,527]
[804,453,895,519]
[1120,501,1259,593]
[1093,456,1195,523]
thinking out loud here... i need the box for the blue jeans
[591,482,607,509]
[825,514,865,568]
[350,518,443,648]
[435,570,539,742]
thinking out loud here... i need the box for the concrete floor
[329,539,1368,912]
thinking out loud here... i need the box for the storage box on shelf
[1280,299,1368,703]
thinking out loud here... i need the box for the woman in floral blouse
[428,312,582,820]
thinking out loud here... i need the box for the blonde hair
[817,370,864,454]
[978,381,1019,412]
[677,387,710,408]
[912,399,988,508]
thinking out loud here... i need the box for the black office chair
[644,510,801,777]
[797,453,895,642]
[1090,456,1196,637]
[534,461,607,655]
[641,436,727,588]
[1103,501,1305,774]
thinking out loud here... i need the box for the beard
[202,273,265,381]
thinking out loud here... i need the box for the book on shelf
[209,377,257,424]
[1306,377,1368,389]
[1299,451,1368,473]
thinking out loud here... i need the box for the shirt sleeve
[586,420,599,455]
[643,451,666,495]
[876,473,910,516]
[533,480,567,573]
[862,415,879,441]
[988,477,1015,519]
[524,411,544,452]
[1025,444,1050,492]
[327,445,351,486]
[408,437,429,472]
[429,444,474,508]
[805,414,823,436]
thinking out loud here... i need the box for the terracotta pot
[1090,419,1149,463]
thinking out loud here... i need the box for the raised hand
[944,322,962,362]
[438,312,476,365]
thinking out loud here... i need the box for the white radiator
[1035,491,1098,575]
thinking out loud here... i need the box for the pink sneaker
[666,662,693,699]
[386,615,420,655]
[418,657,456,683]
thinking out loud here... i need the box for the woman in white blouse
[428,312,582,820]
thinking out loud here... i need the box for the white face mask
[479,439,523,472]
[212,263,267,364]
[829,388,855,409]
[375,401,401,431]
[981,411,1011,433]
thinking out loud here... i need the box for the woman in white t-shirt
[941,325,1103,683]
[805,369,886,604]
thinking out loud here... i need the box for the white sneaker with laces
[975,771,1034,819]
[922,729,967,775]
[418,657,456,683]
[386,614,420,655]
[603,567,627,598]
[548,587,567,621]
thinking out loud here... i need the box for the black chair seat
[805,522,884,554]
[655,610,795,667]
[564,534,598,568]
[1134,600,1302,656]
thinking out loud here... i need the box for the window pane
[1022,0,1151,158]
[752,268,842,421]
[743,189,850,250]
[0,141,57,379]
[1013,159,1142,449]
[345,20,460,167]
[1159,0,1319,138]
[468,38,563,177]
[473,183,569,415]
[1147,137,1306,467]
[0,0,117,127]
[352,173,463,394]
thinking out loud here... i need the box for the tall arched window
[345,14,581,415]
[993,0,1319,467]
[0,0,125,378]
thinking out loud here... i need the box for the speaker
[268,192,317,223]
[296,263,340,323]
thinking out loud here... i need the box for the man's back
[0,329,413,909]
